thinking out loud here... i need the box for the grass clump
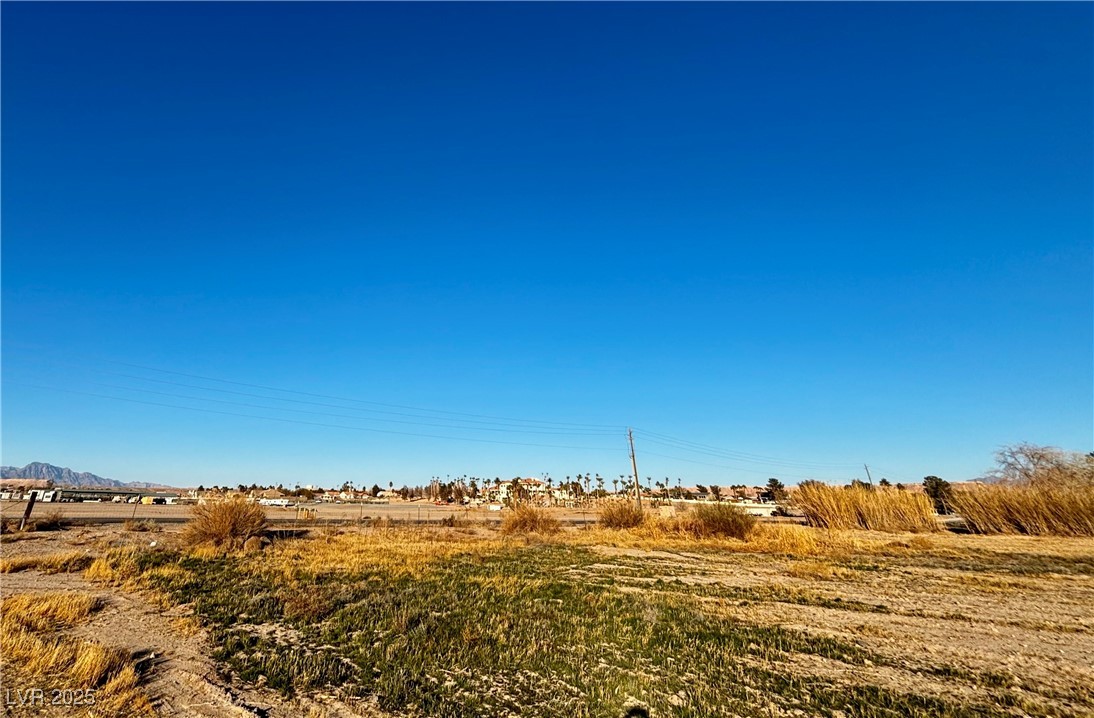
[688,503,757,539]
[598,500,647,529]
[795,482,938,532]
[500,503,560,535]
[123,518,159,532]
[183,498,267,548]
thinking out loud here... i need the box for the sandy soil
[595,534,1094,714]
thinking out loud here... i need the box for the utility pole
[864,464,873,485]
[628,428,642,509]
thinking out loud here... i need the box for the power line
[637,449,836,481]
[100,359,623,430]
[89,381,619,437]
[10,382,623,452]
[632,429,861,470]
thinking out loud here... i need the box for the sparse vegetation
[123,518,159,532]
[5,516,1091,716]
[90,531,1040,718]
[794,482,938,532]
[182,498,267,547]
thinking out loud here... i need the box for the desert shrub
[689,503,757,539]
[183,499,267,548]
[794,483,937,532]
[500,504,560,535]
[599,501,647,529]
[950,483,1094,537]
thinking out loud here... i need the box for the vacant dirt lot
[2,522,1091,717]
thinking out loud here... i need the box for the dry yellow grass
[950,483,1094,536]
[84,548,142,586]
[0,592,153,716]
[571,521,866,556]
[794,483,938,532]
[256,527,515,581]
[0,592,102,631]
[0,550,94,574]
[786,560,857,581]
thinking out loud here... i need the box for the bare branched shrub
[183,499,267,548]
[989,443,1094,488]
[500,504,560,535]
[952,444,1094,536]
[598,501,647,529]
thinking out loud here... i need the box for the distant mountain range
[0,462,173,489]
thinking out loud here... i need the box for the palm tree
[612,477,619,496]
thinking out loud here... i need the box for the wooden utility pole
[864,464,873,485]
[18,493,37,532]
[628,428,642,509]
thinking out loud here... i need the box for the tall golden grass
[950,483,1094,536]
[794,483,938,532]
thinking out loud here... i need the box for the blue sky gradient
[3,3,1091,488]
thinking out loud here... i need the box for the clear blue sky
[3,3,1091,489]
